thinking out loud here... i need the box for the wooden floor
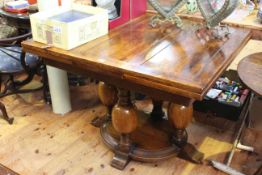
[0,81,261,175]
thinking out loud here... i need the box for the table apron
[42,57,195,106]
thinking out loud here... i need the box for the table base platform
[92,82,204,170]
[93,111,204,170]
[102,111,180,167]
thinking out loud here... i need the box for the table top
[22,14,251,102]
[238,52,262,96]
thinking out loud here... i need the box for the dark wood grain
[0,163,19,175]
[238,52,262,96]
[22,14,251,101]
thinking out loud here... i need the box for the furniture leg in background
[91,82,118,127]
[151,100,165,121]
[98,81,118,117]
[0,101,13,124]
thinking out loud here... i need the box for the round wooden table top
[238,52,262,96]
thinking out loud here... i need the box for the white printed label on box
[52,26,62,45]
[53,26,62,33]
[78,21,97,42]
[36,23,45,40]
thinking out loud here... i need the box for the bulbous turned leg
[111,88,138,170]
[98,82,118,115]
[151,100,165,121]
[168,103,193,147]
[168,102,204,163]
[92,82,117,127]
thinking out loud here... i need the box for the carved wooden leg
[168,103,193,147]
[0,101,14,124]
[111,88,138,170]
[98,82,117,115]
[151,100,165,121]
[92,82,117,127]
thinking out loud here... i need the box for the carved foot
[6,117,14,125]
[179,143,204,164]
[111,151,130,170]
[91,115,110,128]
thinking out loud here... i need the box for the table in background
[0,8,30,29]
[22,13,251,170]
[238,52,262,96]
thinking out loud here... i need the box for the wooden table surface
[22,14,251,103]
[21,13,253,169]
[238,52,262,96]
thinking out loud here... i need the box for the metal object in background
[210,160,246,175]
[186,0,198,13]
[148,0,238,31]
[196,0,239,28]
[210,93,255,175]
[148,0,187,27]
[226,92,255,166]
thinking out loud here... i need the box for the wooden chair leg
[0,74,13,124]
[0,101,14,124]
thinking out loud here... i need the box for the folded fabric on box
[5,0,29,9]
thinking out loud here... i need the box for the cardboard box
[30,4,108,50]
